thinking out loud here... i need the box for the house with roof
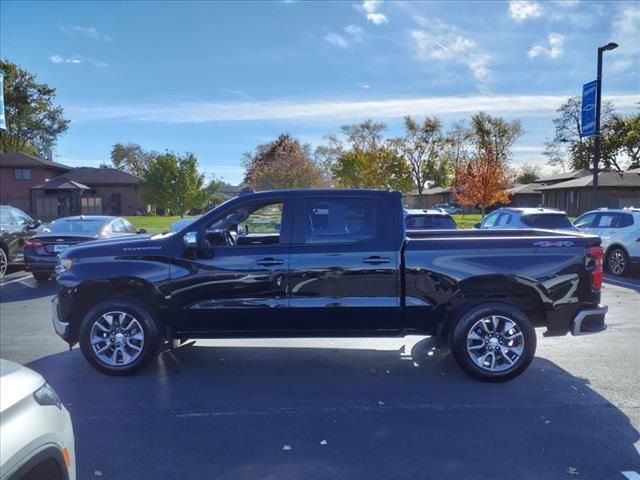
[538,170,640,216]
[0,152,72,213]
[31,166,148,219]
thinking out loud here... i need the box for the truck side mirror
[28,219,42,230]
[473,222,482,229]
[238,225,249,237]
[183,231,198,248]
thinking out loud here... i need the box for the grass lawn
[451,214,483,229]
[124,216,193,234]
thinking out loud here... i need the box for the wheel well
[605,244,628,258]
[443,279,545,340]
[69,279,164,339]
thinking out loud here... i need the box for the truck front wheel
[451,303,536,382]
[79,298,160,376]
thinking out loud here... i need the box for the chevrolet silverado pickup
[52,189,607,381]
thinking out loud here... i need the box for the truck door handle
[362,256,390,265]
[256,258,284,266]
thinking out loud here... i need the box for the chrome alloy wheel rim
[466,315,524,372]
[608,251,626,275]
[90,311,144,366]
[0,249,6,279]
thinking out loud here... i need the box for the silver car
[0,359,76,480]
[475,207,576,231]
[574,208,640,276]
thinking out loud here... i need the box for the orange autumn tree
[453,152,514,216]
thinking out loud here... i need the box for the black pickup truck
[52,189,607,381]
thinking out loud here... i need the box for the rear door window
[302,198,376,244]
[594,213,617,228]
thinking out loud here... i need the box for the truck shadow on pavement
[27,339,640,480]
[0,277,56,302]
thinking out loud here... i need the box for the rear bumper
[571,304,608,336]
[24,253,57,272]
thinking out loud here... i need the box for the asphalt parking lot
[1,268,639,480]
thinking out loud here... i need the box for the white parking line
[0,275,32,287]
[605,277,640,289]
[622,472,640,480]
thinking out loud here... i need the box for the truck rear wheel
[79,298,160,376]
[451,302,536,382]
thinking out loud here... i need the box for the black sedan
[24,215,146,282]
[1,206,41,280]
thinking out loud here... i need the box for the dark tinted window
[42,220,105,235]
[616,213,634,228]
[303,198,376,244]
[593,213,616,228]
[406,215,456,229]
[521,213,573,229]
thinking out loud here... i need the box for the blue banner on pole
[581,80,597,138]
[0,71,6,131]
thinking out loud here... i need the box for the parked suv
[475,207,576,231]
[0,206,41,280]
[0,359,76,480]
[405,209,457,230]
[574,208,640,276]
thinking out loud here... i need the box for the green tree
[442,120,472,187]
[331,147,413,192]
[469,112,523,163]
[0,59,69,156]
[142,153,178,214]
[110,143,156,176]
[602,113,640,170]
[243,134,326,190]
[170,153,209,217]
[392,116,448,195]
[515,163,541,184]
[543,96,616,171]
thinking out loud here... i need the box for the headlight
[55,258,73,274]
[33,383,62,409]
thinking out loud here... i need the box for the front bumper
[571,304,608,336]
[51,296,73,343]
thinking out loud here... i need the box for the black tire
[33,272,51,283]
[606,247,628,277]
[79,298,160,376]
[451,302,536,382]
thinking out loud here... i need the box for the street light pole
[592,42,618,201]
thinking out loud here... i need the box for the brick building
[0,152,72,213]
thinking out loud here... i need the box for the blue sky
[1,0,639,184]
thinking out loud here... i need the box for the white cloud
[528,33,565,59]
[509,1,543,22]
[59,25,111,42]
[325,33,348,49]
[325,25,365,48]
[410,21,491,84]
[367,13,388,25]
[66,93,640,124]
[48,54,108,69]
[361,84,371,89]
[551,0,580,6]
[609,5,640,74]
[360,0,387,25]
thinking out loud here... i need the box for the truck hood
[61,234,162,259]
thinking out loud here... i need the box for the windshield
[0,207,13,226]
[406,215,457,229]
[521,214,574,229]
[40,219,105,235]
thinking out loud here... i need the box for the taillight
[24,240,44,249]
[587,246,603,290]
